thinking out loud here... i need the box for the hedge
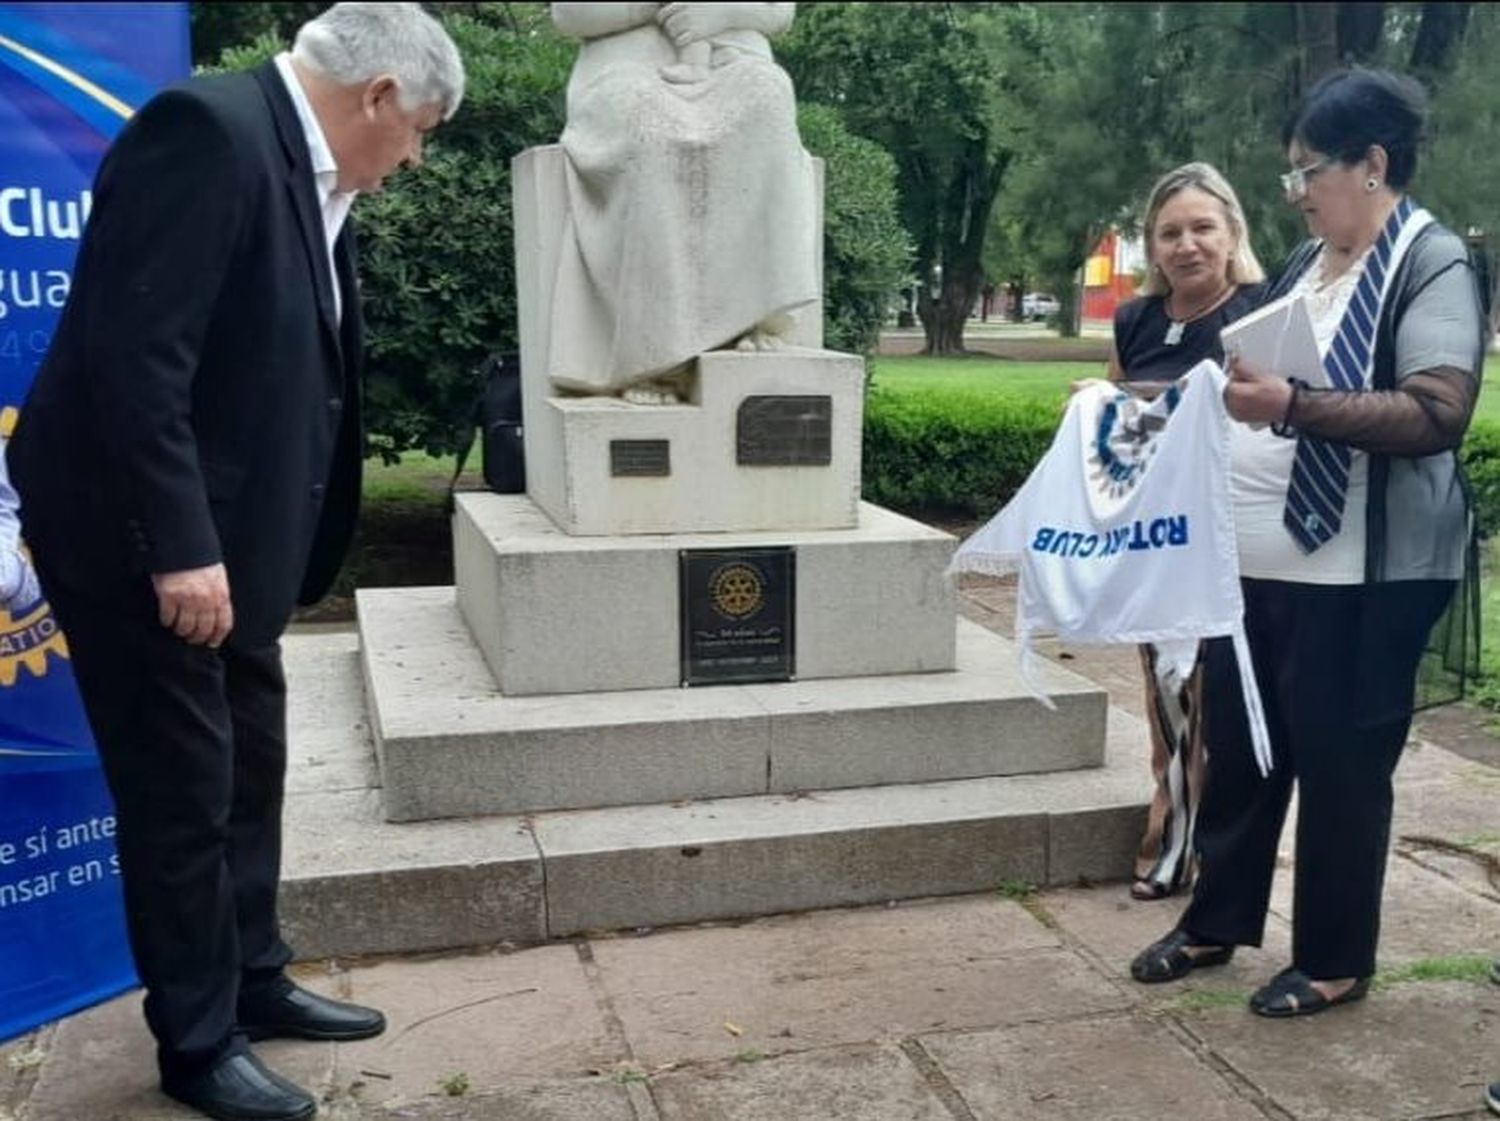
[861,389,1062,515]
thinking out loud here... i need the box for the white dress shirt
[274,53,354,322]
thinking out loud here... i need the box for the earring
[1365,177,1379,192]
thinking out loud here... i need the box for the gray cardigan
[1268,221,1486,582]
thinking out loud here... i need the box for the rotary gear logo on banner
[0,405,70,687]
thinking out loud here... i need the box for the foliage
[189,1,322,65]
[781,3,1033,354]
[795,104,911,356]
[1461,421,1500,539]
[861,388,1061,516]
[353,14,573,456]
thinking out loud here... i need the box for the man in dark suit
[7,6,463,1119]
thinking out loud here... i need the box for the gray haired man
[6,6,463,1120]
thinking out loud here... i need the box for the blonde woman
[1109,162,1266,900]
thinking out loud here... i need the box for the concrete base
[534,349,865,536]
[280,630,1151,958]
[453,494,957,696]
[361,586,1107,823]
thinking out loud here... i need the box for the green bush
[796,104,911,356]
[1461,420,1500,538]
[862,389,1061,515]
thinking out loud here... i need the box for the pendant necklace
[1163,283,1234,346]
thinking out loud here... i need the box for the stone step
[277,629,1151,961]
[358,586,1108,822]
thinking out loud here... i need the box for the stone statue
[548,2,819,401]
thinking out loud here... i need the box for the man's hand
[658,2,745,45]
[152,563,232,648]
[1224,355,1294,426]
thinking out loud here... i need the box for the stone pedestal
[454,495,952,696]
[520,349,864,537]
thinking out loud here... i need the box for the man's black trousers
[39,570,293,1081]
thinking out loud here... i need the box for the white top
[274,52,353,323]
[1231,246,1371,584]
[0,438,41,609]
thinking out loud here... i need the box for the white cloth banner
[950,360,1272,775]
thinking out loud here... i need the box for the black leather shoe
[239,981,386,1042]
[162,1051,315,1121]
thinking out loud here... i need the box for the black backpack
[448,351,524,509]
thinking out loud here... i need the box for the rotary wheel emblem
[710,563,763,620]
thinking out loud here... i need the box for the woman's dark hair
[1282,67,1427,188]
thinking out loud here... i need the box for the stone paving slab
[1269,852,1500,968]
[18,990,331,1121]
[587,899,1131,1067]
[920,1014,1269,1120]
[1179,979,1500,1121]
[324,944,622,1107]
[363,1080,641,1120]
[1039,883,1293,997]
[649,1044,952,1121]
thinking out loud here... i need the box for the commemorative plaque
[679,547,795,686]
[610,438,671,477]
[736,395,832,466]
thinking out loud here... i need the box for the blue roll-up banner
[0,2,190,1042]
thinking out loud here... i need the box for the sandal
[1130,929,1235,983]
[1249,968,1370,1018]
[1130,879,1176,902]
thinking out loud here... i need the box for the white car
[1022,292,1060,321]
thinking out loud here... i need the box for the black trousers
[37,567,292,1081]
[1180,577,1453,980]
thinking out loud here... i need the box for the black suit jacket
[8,62,363,648]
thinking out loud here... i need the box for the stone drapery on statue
[548,2,819,395]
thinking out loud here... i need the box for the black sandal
[1130,929,1235,983]
[1130,879,1176,901]
[1249,968,1370,1018]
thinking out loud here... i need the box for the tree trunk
[1410,2,1470,77]
[917,265,978,355]
[1297,2,1341,87]
[1337,2,1385,62]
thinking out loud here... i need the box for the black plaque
[736,395,833,466]
[680,547,795,686]
[610,439,671,477]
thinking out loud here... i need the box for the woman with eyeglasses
[1130,68,1485,1017]
[1101,163,1266,903]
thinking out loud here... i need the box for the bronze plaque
[736,396,832,466]
[610,439,670,477]
[680,547,795,686]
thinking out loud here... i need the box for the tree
[781,3,1029,355]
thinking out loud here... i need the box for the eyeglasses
[1280,157,1332,198]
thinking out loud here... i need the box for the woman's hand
[1224,355,1293,425]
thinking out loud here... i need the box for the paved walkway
[4,577,1497,1121]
